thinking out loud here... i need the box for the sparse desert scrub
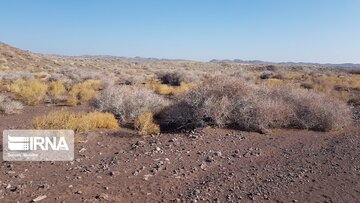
[34,71,50,80]
[157,70,202,85]
[58,67,104,82]
[144,71,200,96]
[145,81,197,96]
[261,72,360,102]
[9,79,48,105]
[58,67,116,89]
[260,71,274,79]
[0,94,23,114]
[264,78,283,87]
[0,71,34,81]
[158,76,351,132]
[134,112,160,136]
[92,85,169,123]
[347,68,360,75]
[31,109,119,133]
[158,71,183,86]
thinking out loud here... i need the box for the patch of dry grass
[47,81,67,103]
[31,109,119,133]
[68,80,102,105]
[9,79,48,105]
[134,112,160,136]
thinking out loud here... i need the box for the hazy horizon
[1,0,359,64]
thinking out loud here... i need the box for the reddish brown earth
[0,106,360,203]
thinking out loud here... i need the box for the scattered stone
[38,184,50,190]
[32,195,47,202]
[144,174,153,181]
[168,138,177,142]
[132,140,146,149]
[133,166,145,176]
[79,148,86,153]
[6,171,15,175]
[243,147,261,157]
[17,173,25,179]
[109,171,120,176]
[75,190,82,195]
[96,193,109,200]
[205,156,214,163]
[214,151,222,157]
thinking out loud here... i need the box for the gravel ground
[0,106,359,203]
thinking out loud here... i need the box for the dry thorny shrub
[0,94,23,114]
[157,70,201,85]
[31,109,119,133]
[91,85,169,123]
[158,76,351,132]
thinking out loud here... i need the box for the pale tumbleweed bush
[159,76,351,132]
[270,87,352,131]
[92,85,169,123]
[0,94,23,114]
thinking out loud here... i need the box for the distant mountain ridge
[210,59,360,68]
[1,41,359,69]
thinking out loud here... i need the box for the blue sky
[0,0,359,63]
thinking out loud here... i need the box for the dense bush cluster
[2,71,351,134]
[158,76,351,132]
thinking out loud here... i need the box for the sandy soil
[0,106,359,203]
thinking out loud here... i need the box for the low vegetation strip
[31,109,119,133]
